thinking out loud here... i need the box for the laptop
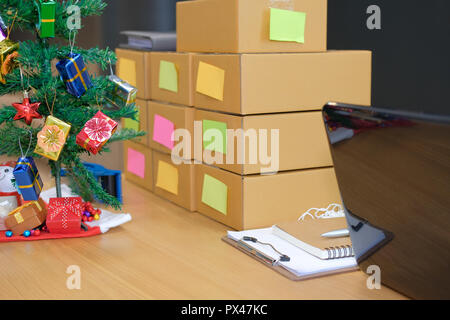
[323,102,450,299]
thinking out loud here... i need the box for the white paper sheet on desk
[228,228,357,277]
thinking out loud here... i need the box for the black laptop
[323,102,450,299]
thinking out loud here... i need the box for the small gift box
[56,53,92,98]
[39,0,56,38]
[5,198,47,235]
[34,116,71,161]
[76,111,118,155]
[105,75,138,109]
[46,197,83,234]
[0,39,19,84]
[13,157,44,201]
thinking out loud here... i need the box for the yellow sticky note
[124,106,140,131]
[155,160,179,195]
[196,61,225,101]
[118,58,137,87]
[159,60,178,93]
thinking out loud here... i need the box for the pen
[321,228,350,238]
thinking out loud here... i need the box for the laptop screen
[323,102,450,299]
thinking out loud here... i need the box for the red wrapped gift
[76,111,118,155]
[46,197,83,234]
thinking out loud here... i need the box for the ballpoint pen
[321,228,350,238]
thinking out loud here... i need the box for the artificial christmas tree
[0,0,144,209]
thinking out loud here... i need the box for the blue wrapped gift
[13,157,44,201]
[56,53,92,98]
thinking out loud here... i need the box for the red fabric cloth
[0,226,101,242]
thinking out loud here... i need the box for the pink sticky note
[127,148,145,178]
[153,114,175,150]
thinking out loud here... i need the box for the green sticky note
[159,60,179,93]
[203,119,227,155]
[202,174,228,215]
[124,106,140,131]
[269,8,306,43]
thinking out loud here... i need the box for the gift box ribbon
[8,200,43,224]
[65,57,88,90]
[17,161,43,192]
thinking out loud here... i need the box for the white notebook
[227,228,357,279]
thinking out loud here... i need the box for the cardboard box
[150,52,194,106]
[115,48,151,100]
[192,51,372,114]
[123,141,153,191]
[177,0,327,53]
[148,101,195,160]
[5,199,47,235]
[195,164,341,230]
[152,150,196,212]
[122,98,149,146]
[195,109,333,175]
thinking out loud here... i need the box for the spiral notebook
[272,217,354,260]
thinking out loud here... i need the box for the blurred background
[2,0,449,171]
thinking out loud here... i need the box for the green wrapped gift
[39,1,56,38]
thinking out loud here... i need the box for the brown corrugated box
[5,199,47,235]
[177,0,327,53]
[116,48,152,100]
[121,98,149,146]
[192,51,372,115]
[150,52,194,106]
[148,101,195,160]
[152,150,196,212]
[195,109,333,175]
[195,164,342,230]
[123,141,153,191]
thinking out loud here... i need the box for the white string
[69,30,77,55]
[298,203,345,221]
[18,130,33,159]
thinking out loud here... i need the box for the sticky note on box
[203,119,227,155]
[270,8,306,43]
[153,114,175,150]
[124,106,140,132]
[196,61,225,101]
[201,174,228,215]
[118,58,137,87]
[155,160,179,195]
[159,60,179,93]
[127,148,145,178]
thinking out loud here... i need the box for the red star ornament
[12,98,42,125]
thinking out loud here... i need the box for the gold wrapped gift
[34,116,71,161]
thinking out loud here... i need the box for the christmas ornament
[13,157,43,201]
[56,53,92,98]
[0,14,7,41]
[0,39,19,84]
[76,111,118,155]
[46,197,83,234]
[12,92,42,125]
[36,0,56,38]
[0,161,21,231]
[34,116,71,161]
[105,75,138,110]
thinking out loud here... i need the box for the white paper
[228,228,357,277]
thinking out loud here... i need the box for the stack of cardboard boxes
[118,0,372,230]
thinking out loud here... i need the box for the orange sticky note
[196,61,225,101]
[155,160,179,195]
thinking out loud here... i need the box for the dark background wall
[12,0,449,115]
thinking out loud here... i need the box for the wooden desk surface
[0,169,406,300]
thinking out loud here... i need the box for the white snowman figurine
[0,161,21,230]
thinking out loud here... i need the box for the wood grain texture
[0,157,406,300]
